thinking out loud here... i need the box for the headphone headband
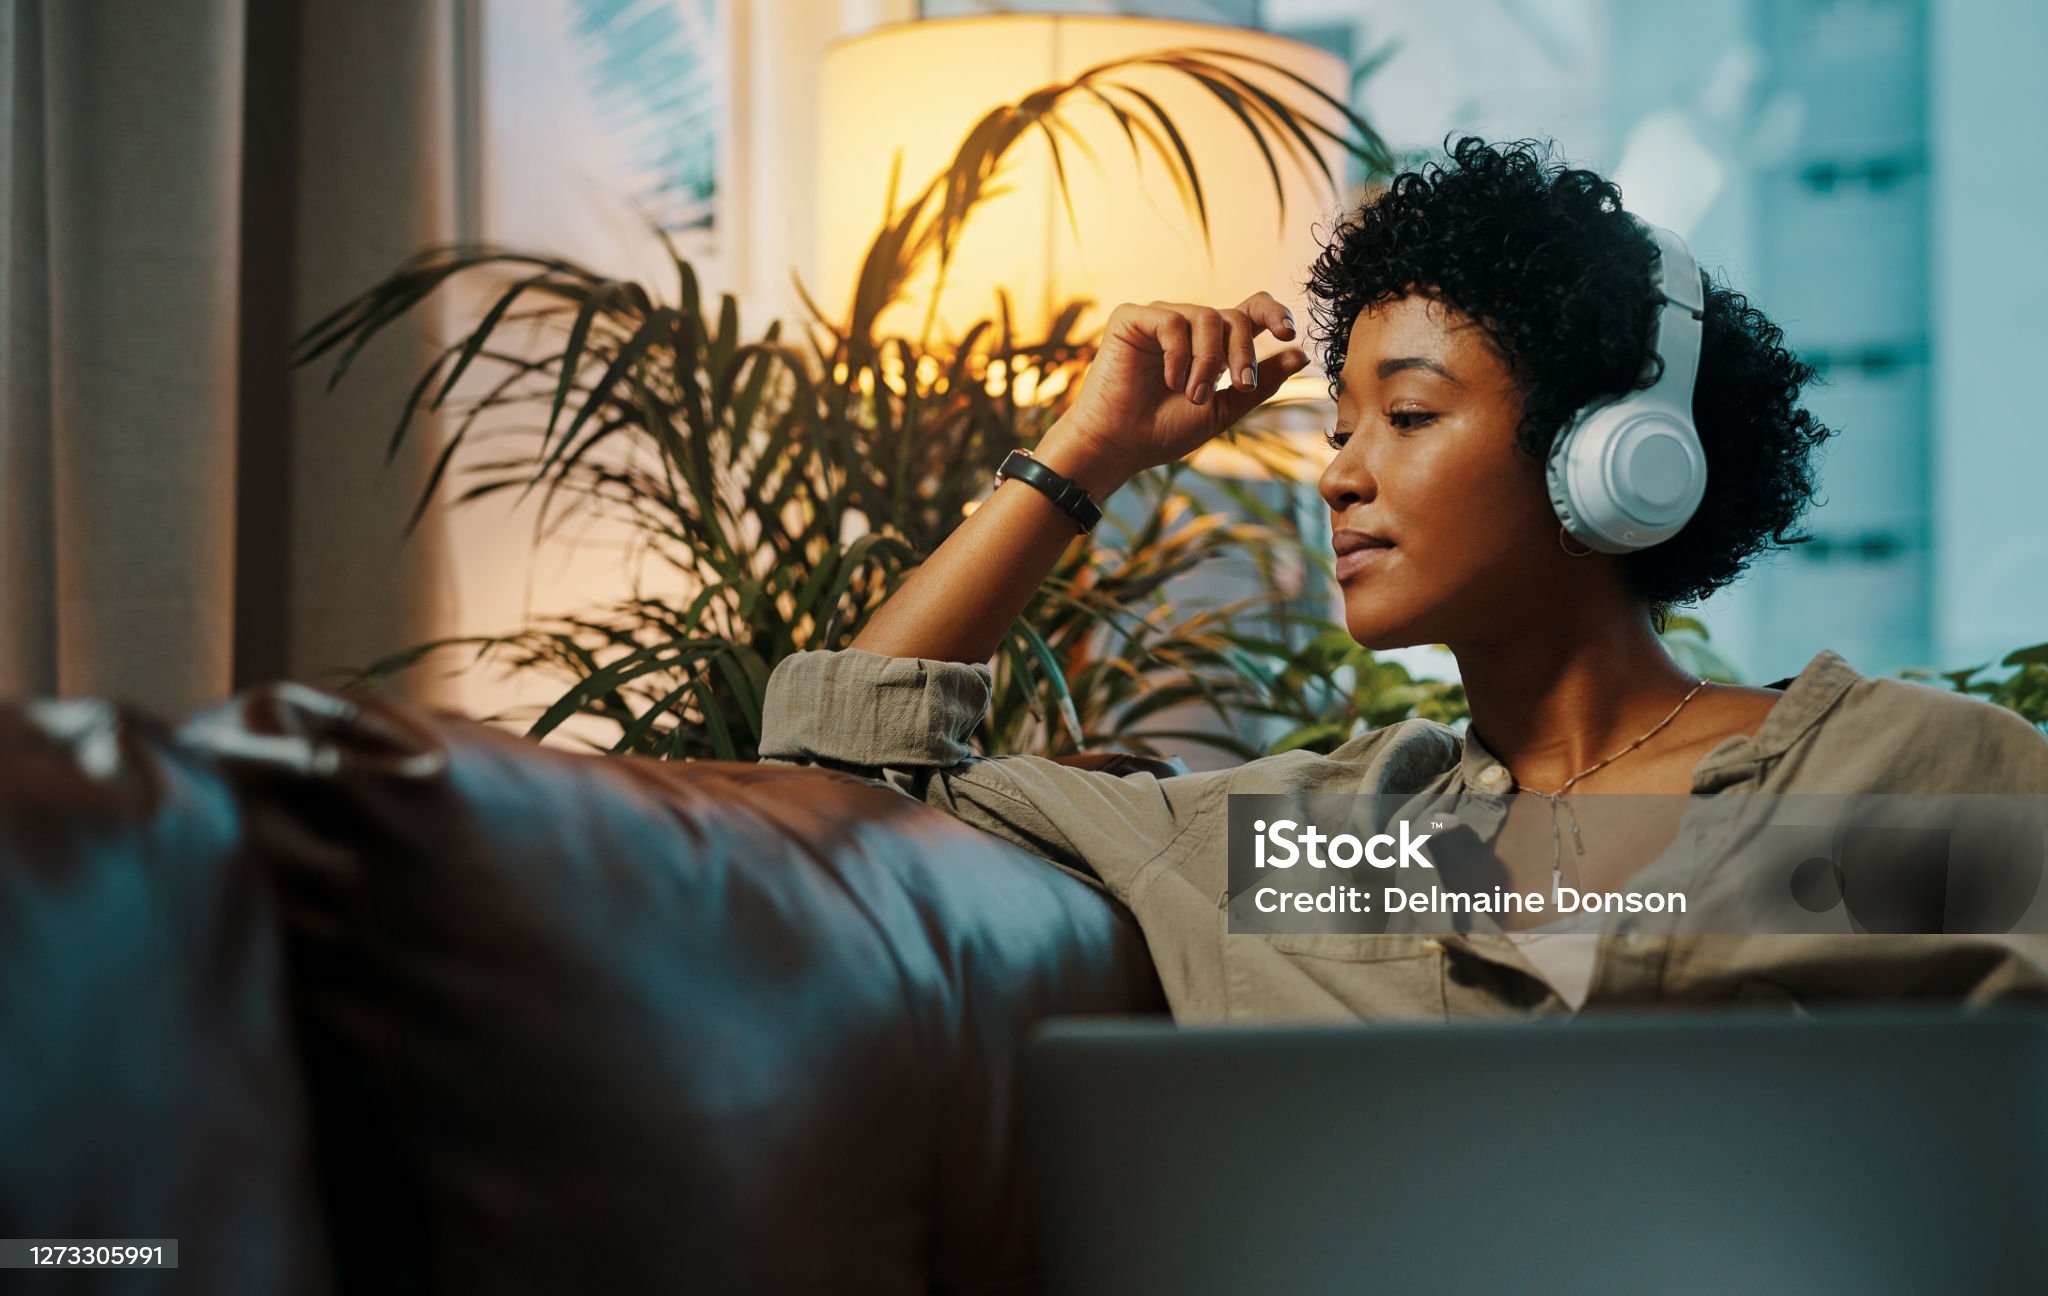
[1636,217,1705,421]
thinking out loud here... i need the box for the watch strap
[993,448,1102,534]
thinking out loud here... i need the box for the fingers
[1209,346,1312,425]
[1123,294,1301,405]
[1122,303,1193,391]
[1220,308,1260,399]
[1237,290,1297,342]
[1185,308,1228,406]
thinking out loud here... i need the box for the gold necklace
[1505,678,1711,893]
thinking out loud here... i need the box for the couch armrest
[0,698,332,1294]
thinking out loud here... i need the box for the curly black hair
[1302,134,1834,623]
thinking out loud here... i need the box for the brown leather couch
[0,681,1169,1295]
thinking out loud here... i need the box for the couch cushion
[182,682,1164,1295]
[0,698,332,1295]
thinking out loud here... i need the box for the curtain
[1,0,460,720]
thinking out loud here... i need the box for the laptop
[1023,1010,2048,1294]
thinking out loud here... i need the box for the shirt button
[1477,764,1509,788]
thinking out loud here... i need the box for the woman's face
[1316,293,1571,651]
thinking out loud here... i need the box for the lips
[1334,545,1394,582]
[1332,527,1395,582]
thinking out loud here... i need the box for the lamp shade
[817,15,1351,358]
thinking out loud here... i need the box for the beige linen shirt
[758,645,2048,1024]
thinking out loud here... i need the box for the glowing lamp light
[818,15,1351,357]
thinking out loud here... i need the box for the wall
[1929,0,2048,669]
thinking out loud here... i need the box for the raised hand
[1049,291,1312,483]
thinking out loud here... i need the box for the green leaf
[2003,642,2048,668]
[429,271,556,412]
[610,680,694,755]
[523,307,675,508]
[539,279,629,463]
[1116,83,1209,248]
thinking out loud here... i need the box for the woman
[759,136,2048,1023]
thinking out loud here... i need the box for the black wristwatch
[992,448,1103,535]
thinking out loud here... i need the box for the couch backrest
[172,682,1168,1295]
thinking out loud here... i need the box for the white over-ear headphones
[1545,216,1708,553]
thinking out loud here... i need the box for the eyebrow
[1377,356,1462,384]
[1332,356,1463,400]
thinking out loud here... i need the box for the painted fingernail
[1283,309,1295,333]
[1241,364,1257,389]
[1188,376,1209,405]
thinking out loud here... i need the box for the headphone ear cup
[1546,404,1611,548]
[1550,404,1707,553]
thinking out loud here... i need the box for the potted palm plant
[295,42,1481,763]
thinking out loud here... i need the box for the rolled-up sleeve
[758,646,993,770]
[757,646,1226,897]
